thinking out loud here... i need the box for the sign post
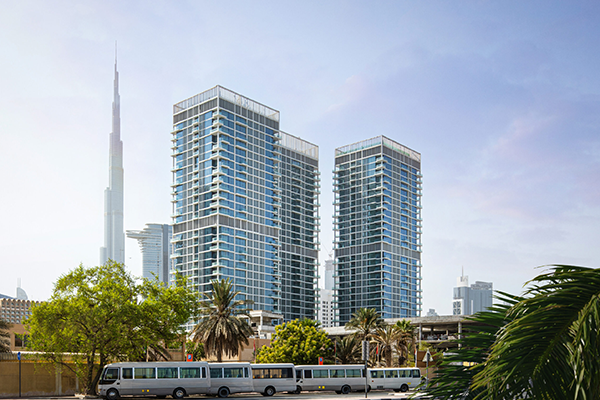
[361,341,369,398]
[422,349,433,389]
[18,351,21,397]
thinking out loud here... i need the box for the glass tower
[333,136,422,324]
[170,86,319,328]
[127,224,172,285]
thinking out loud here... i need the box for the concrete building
[100,57,125,265]
[127,223,172,285]
[0,296,36,325]
[318,258,337,327]
[452,272,493,315]
[333,136,422,324]
[170,86,319,328]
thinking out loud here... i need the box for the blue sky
[1,0,599,315]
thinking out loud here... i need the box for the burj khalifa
[100,57,125,265]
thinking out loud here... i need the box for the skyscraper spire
[100,52,125,265]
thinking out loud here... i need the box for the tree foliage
[191,279,253,362]
[0,318,10,353]
[345,308,385,366]
[393,319,416,366]
[372,325,396,367]
[426,265,600,400]
[334,335,361,364]
[256,319,332,365]
[27,262,196,395]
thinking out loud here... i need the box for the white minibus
[207,362,253,398]
[295,364,367,394]
[369,367,422,392]
[250,363,296,396]
[98,361,210,399]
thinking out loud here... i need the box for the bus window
[122,368,133,379]
[330,369,345,378]
[385,370,398,379]
[304,370,312,379]
[101,368,119,384]
[202,367,207,379]
[346,369,362,378]
[399,370,409,378]
[224,367,245,378]
[157,367,178,379]
[412,369,421,378]
[210,368,223,379]
[134,368,156,379]
[370,370,384,379]
[313,369,328,379]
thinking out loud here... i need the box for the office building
[170,86,319,328]
[0,296,36,325]
[452,273,493,315]
[333,136,422,324]
[127,223,172,285]
[318,258,337,327]
[100,58,125,265]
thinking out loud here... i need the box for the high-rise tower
[170,86,320,328]
[127,224,172,285]
[100,57,125,265]
[333,136,422,323]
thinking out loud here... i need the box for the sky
[1,0,599,315]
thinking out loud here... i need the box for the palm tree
[345,308,384,366]
[346,308,385,342]
[372,325,396,367]
[428,265,600,400]
[0,318,10,353]
[393,319,416,366]
[335,335,361,364]
[191,279,254,362]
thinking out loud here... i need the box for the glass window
[370,370,384,379]
[303,369,311,379]
[330,369,345,378]
[313,369,328,378]
[158,368,178,379]
[224,367,245,378]
[181,367,201,379]
[122,368,132,379]
[412,369,421,378]
[385,370,398,379]
[134,368,156,379]
[210,368,223,379]
[346,369,362,378]
[104,368,119,380]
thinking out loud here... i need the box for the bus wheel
[400,384,409,392]
[264,386,276,397]
[294,386,302,394]
[106,389,119,400]
[217,387,230,398]
[341,385,351,395]
[172,388,186,399]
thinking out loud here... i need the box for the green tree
[0,318,10,353]
[424,292,520,400]
[346,308,384,342]
[372,325,396,367]
[393,319,416,366]
[427,265,600,400]
[473,265,600,399]
[27,262,196,395]
[334,335,361,364]
[256,319,332,365]
[191,279,253,362]
[185,341,205,361]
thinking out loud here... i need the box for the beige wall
[0,360,80,398]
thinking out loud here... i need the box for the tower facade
[127,224,172,285]
[170,86,319,328]
[100,60,125,265]
[452,273,493,315]
[333,136,422,324]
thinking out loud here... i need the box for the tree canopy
[27,261,197,395]
[256,318,332,365]
[0,318,10,353]
[191,278,254,362]
[426,265,600,400]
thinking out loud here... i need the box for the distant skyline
[1,1,600,315]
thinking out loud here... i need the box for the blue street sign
[17,352,21,360]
